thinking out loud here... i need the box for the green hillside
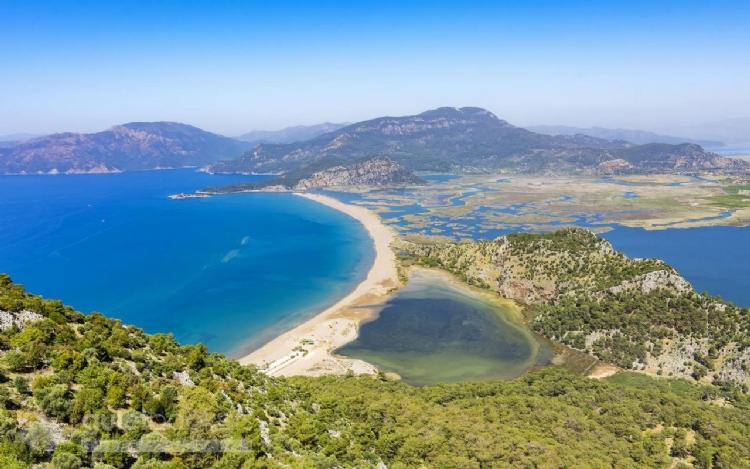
[400,228,750,388]
[1,267,749,467]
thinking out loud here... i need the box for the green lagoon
[338,269,552,385]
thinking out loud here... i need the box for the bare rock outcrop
[0,309,43,331]
[601,270,691,296]
[293,156,422,190]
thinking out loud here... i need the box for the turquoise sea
[0,170,373,357]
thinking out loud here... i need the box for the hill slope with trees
[1,272,750,467]
[399,228,750,388]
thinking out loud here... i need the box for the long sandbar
[239,192,400,377]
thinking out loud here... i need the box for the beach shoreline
[239,192,401,377]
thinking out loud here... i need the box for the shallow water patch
[338,270,551,385]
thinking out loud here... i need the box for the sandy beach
[239,192,400,377]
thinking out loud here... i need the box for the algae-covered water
[338,270,551,385]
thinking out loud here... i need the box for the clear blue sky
[1,0,748,135]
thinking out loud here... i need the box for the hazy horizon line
[2,108,750,141]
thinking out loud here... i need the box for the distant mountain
[237,123,347,145]
[211,107,623,174]
[209,107,749,176]
[527,125,724,147]
[0,122,251,174]
[607,143,747,173]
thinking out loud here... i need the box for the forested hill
[208,107,750,176]
[400,228,750,388]
[1,273,750,467]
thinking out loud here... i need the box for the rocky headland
[399,228,750,387]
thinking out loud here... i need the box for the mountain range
[0,123,251,174]
[2,107,749,177]
[209,107,749,176]
[527,125,724,147]
[236,122,347,145]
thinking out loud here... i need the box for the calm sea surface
[0,170,373,357]
[603,226,750,307]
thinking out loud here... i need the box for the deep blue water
[0,170,373,357]
[603,226,750,307]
